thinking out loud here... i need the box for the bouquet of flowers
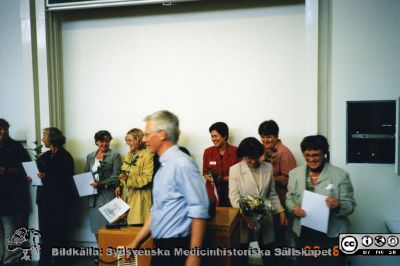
[239,194,274,231]
[27,141,43,160]
[93,157,123,187]
[116,154,138,188]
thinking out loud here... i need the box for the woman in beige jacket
[229,137,287,266]
[116,128,154,225]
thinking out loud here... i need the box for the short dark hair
[300,135,329,154]
[209,122,229,140]
[94,130,112,142]
[43,127,66,147]
[258,120,279,137]
[0,118,10,129]
[237,137,264,158]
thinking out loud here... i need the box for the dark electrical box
[347,100,396,164]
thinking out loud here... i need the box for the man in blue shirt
[128,110,209,266]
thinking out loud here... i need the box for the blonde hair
[127,128,145,150]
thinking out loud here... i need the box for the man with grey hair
[128,110,209,266]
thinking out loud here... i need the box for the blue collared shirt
[151,145,209,239]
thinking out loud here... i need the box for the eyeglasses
[303,153,324,159]
[143,130,162,137]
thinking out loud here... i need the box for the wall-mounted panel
[347,100,396,164]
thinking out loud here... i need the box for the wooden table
[204,207,240,266]
[98,207,240,266]
[98,226,153,266]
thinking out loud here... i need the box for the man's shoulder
[165,149,195,171]
[173,149,192,163]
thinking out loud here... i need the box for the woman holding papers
[35,127,76,265]
[229,137,287,266]
[85,130,121,237]
[115,128,153,225]
[286,135,356,266]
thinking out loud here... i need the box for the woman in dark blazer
[85,130,121,237]
[35,127,76,265]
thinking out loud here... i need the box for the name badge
[209,161,217,165]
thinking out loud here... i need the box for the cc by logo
[340,236,358,254]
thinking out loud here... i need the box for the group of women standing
[32,127,153,265]
[32,119,355,266]
[203,121,355,266]
[203,121,296,266]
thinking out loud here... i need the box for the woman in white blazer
[286,135,355,266]
[229,137,287,266]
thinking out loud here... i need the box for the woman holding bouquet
[115,128,154,225]
[203,122,239,207]
[229,137,288,266]
[85,130,121,238]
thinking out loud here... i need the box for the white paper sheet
[73,172,98,197]
[300,190,329,233]
[22,161,42,186]
[98,197,130,224]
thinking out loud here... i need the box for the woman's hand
[279,212,288,226]
[115,186,122,197]
[204,174,213,182]
[292,205,306,218]
[326,196,340,209]
[90,181,101,188]
[37,172,46,179]
[119,172,128,182]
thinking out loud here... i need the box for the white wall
[3,1,400,263]
[329,0,400,265]
[0,0,27,140]
[61,3,307,171]
[60,2,308,242]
